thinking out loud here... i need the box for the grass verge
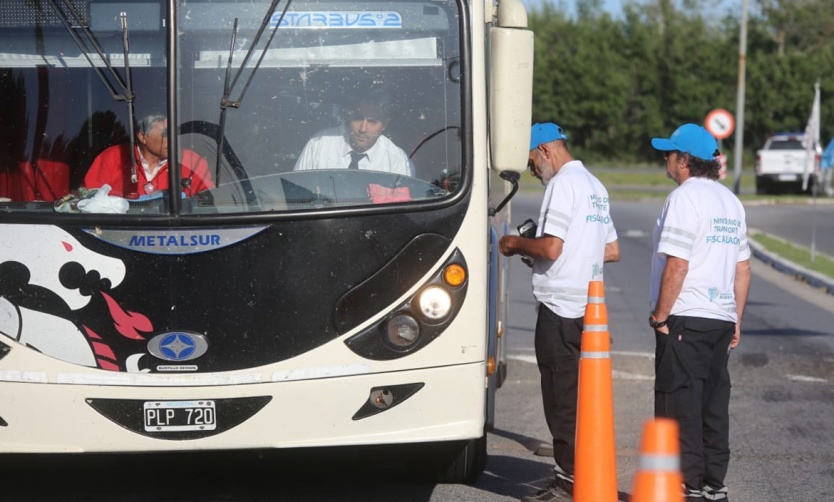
[749,232,834,279]
[590,170,818,203]
[519,169,757,198]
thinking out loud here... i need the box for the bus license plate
[778,174,798,181]
[144,400,216,432]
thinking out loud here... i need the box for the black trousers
[654,315,735,491]
[534,304,584,475]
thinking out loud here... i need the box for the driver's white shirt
[293,126,413,176]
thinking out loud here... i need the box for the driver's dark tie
[348,151,367,170]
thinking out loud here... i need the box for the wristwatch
[649,315,668,329]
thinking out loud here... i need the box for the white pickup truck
[755,133,821,195]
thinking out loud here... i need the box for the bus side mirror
[488,171,520,216]
[489,0,534,174]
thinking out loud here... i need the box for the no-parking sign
[705,109,735,140]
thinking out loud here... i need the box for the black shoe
[531,476,573,498]
[683,484,705,501]
[702,485,729,501]
[521,483,572,502]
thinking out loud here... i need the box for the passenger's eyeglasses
[663,151,676,160]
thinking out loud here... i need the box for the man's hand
[730,324,741,349]
[500,236,533,267]
[500,234,564,261]
[652,255,688,336]
[650,312,670,335]
[498,235,517,257]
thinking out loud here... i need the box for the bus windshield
[0,0,463,215]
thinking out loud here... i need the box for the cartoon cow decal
[0,224,150,369]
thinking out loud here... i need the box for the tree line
[527,0,834,166]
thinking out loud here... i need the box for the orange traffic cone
[573,280,618,501]
[629,418,684,502]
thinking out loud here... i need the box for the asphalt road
[745,198,834,257]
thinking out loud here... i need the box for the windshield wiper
[47,1,138,183]
[215,0,293,184]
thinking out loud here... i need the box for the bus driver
[293,86,413,176]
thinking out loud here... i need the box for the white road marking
[508,353,654,381]
[612,370,653,381]
[509,351,654,363]
[787,374,827,383]
[612,350,655,359]
[508,354,536,364]
[624,230,647,238]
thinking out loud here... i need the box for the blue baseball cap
[651,123,718,161]
[530,123,568,151]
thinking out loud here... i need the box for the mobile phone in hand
[517,219,537,238]
[516,219,537,265]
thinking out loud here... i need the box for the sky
[520,0,627,16]
[519,0,739,19]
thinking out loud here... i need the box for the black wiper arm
[48,1,130,102]
[215,18,239,184]
[48,1,138,183]
[120,12,138,183]
[215,0,293,183]
[228,0,292,104]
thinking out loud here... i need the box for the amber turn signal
[443,263,466,287]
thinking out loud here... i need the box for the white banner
[803,81,821,191]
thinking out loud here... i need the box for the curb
[747,233,834,296]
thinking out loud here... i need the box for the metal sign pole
[732,0,749,195]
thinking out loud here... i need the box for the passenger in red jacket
[84,114,213,197]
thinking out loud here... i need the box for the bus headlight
[417,286,452,321]
[343,248,468,360]
[385,314,421,348]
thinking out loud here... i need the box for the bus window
[0,0,166,209]
[177,0,463,214]
[0,0,461,214]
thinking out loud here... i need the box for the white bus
[0,0,532,482]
